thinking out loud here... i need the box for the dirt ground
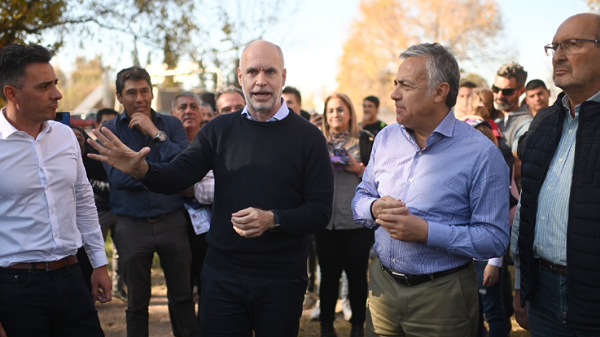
[96,268,531,337]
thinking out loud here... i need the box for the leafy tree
[57,55,105,111]
[337,0,503,116]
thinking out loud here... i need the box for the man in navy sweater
[89,40,334,337]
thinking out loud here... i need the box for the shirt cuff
[488,256,503,268]
[363,199,378,228]
[426,221,451,249]
[514,267,521,290]
[88,251,109,269]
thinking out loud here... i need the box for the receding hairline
[239,40,285,69]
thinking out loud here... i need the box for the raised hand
[87,127,151,179]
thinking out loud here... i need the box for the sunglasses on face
[491,85,517,96]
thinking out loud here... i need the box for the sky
[52,0,591,108]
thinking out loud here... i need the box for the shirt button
[547,187,551,191]
[50,209,54,214]
[409,178,414,183]
[418,151,422,156]
[568,130,573,134]
[541,216,546,221]
[558,158,564,163]
[392,258,396,263]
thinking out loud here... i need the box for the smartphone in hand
[332,147,350,166]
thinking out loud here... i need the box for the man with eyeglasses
[512,13,600,336]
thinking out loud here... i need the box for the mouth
[49,103,59,110]
[251,91,272,101]
[133,106,147,112]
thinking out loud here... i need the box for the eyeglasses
[544,39,600,56]
[491,85,517,96]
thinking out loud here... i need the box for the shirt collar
[561,90,600,118]
[241,97,289,122]
[0,107,52,140]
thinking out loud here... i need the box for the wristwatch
[270,210,281,232]
[153,131,167,143]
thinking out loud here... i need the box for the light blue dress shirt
[353,111,510,275]
[241,98,289,122]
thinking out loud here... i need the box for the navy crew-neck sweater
[142,110,334,279]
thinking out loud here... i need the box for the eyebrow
[35,80,56,88]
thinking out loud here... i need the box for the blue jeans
[0,264,103,337]
[528,266,600,337]
[475,260,506,337]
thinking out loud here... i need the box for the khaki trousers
[366,260,478,337]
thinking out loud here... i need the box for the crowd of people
[1,11,600,337]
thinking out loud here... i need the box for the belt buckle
[45,262,57,271]
[391,270,411,286]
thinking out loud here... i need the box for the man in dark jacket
[512,13,600,336]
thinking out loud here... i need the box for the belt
[382,261,471,287]
[5,255,78,271]
[540,258,567,275]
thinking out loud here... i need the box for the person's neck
[363,116,377,125]
[248,103,281,122]
[4,106,43,138]
[330,126,349,134]
[566,86,600,116]
[186,127,200,143]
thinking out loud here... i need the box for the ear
[116,91,123,104]
[4,85,19,104]
[282,68,287,87]
[433,82,450,104]
[518,87,526,97]
[237,67,242,86]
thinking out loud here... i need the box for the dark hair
[115,66,152,95]
[525,79,548,91]
[400,43,460,108]
[200,92,216,113]
[96,108,118,125]
[282,86,302,103]
[363,95,380,108]
[459,81,477,89]
[0,44,53,101]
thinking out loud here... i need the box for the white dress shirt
[0,108,108,268]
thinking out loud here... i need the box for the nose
[391,86,401,101]
[52,85,63,101]
[256,71,267,86]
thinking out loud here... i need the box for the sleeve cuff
[514,267,521,289]
[488,256,503,268]
[426,221,451,248]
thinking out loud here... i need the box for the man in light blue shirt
[352,43,509,337]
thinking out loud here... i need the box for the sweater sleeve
[276,131,334,235]
[140,125,213,195]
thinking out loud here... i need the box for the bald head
[239,40,285,69]
[237,40,287,120]
[552,13,600,106]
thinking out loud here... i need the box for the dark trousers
[170,222,209,336]
[475,260,506,337]
[0,264,104,337]
[115,211,199,337]
[315,227,374,325]
[200,263,307,337]
[307,233,317,293]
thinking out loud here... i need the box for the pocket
[0,270,31,288]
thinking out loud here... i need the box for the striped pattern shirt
[352,111,510,275]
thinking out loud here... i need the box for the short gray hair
[215,86,245,110]
[496,62,528,88]
[399,43,460,108]
[172,91,201,110]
